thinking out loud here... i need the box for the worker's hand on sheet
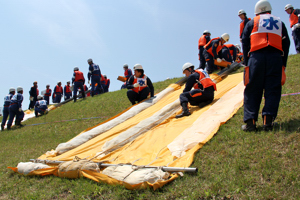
[133,83,140,88]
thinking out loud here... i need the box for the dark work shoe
[7,124,11,130]
[241,119,257,132]
[175,111,191,118]
[262,115,274,131]
[1,124,4,131]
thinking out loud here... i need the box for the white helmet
[221,33,230,42]
[123,64,128,68]
[255,0,272,15]
[238,9,246,16]
[9,87,15,92]
[57,81,61,85]
[203,30,210,34]
[182,62,194,73]
[87,58,93,63]
[235,44,241,49]
[103,74,107,78]
[17,86,23,92]
[37,95,43,100]
[74,67,79,71]
[133,64,143,70]
[285,4,293,11]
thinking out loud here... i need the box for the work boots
[35,111,39,118]
[7,124,11,130]
[263,115,274,131]
[175,103,191,118]
[242,119,257,132]
[1,124,4,131]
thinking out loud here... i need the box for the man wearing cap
[176,63,216,118]
[285,4,300,54]
[198,30,211,69]
[121,64,132,89]
[241,0,290,131]
[53,82,63,103]
[7,87,24,129]
[43,84,52,105]
[34,95,48,117]
[203,33,230,74]
[28,81,39,110]
[72,67,85,102]
[87,58,102,96]
[103,74,110,93]
[238,9,251,42]
[126,64,154,105]
[64,81,72,101]
[1,88,15,131]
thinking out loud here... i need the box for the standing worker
[285,4,300,54]
[103,74,110,93]
[72,67,85,102]
[175,63,216,118]
[241,0,290,131]
[198,30,211,69]
[34,95,48,117]
[43,84,52,105]
[238,9,251,42]
[87,58,102,96]
[1,88,15,131]
[203,33,230,74]
[53,82,63,103]
[28,81,39,110]
[121,64,132,89]
[7,87,24,129]
[126,64,154,105]
[64,81,72,101]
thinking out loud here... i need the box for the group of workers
[1,58,111,131]
[1,1,298,133]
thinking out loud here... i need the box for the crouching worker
[176,62,216,118]
[72,67,85,102]
[34,95,48,117]
[126,64,154,105]
[7,86,25,129]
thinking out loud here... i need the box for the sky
[0,0,298,110]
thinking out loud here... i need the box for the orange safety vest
[224,44,235,56]
[45,89,51,96]
[193,69,217,91]
[74,71,84,82]
[289,10,299,28]
[65,85,71,93]
[250,14,283,52]
[198,35,207,48]
[204,37,223,57]
[55,85,63,94]
[132,74,147,93]
[240,18,251,37]
[37,88,39,96]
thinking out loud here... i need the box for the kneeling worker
[72,67,85,102]
[34,95,48,117]
[176,62,216,118]
[126,64,154,105]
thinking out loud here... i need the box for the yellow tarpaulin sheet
[9,72,244,190]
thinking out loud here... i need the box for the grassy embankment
[0,55,299,199]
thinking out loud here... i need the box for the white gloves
[19,108,22,112]
[217,58,222,63]
[133,83,140,88]
[292,23,300,31]
[30,96,34,101]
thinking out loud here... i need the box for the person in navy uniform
[176,62,216,118]
[126,64,154,105]
[53,82,63,103]
[34,95,48,117]
[28,81,38,110]
[72,67,85,102]
[43,84,52,105]
[198,30,211,69]
[1,88,15,131]
[241,0,290,131]
[7,86,25,129]
[87,58,103,96]
[285,4,300,54]
[103,74,110,93]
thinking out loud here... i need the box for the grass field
[0,55,299,199]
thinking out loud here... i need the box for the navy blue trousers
[7,104,24,126]
[1,107,9,126]
[179,86,214,106]
[127,87,150,105]
[243,50,282,122]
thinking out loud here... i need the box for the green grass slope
[0,55,299,199]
